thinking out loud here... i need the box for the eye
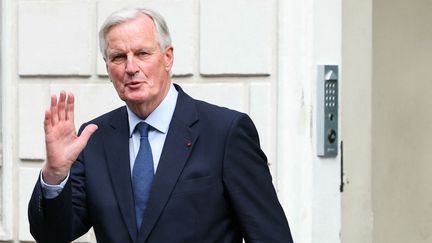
[110,54,126,63]
[137,51,150,58]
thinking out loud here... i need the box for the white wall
[1,0,342,242]
[277,0,341,242]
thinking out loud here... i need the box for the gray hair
[99,7,172,58]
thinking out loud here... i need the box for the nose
[125,56,139,75]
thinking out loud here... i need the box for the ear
[163,46,174,72]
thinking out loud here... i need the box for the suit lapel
[138,86,199,242]
[103,107,138,242]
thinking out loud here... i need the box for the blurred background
[0,0,431,242]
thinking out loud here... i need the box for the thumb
[66,124,98,164]
[77,124,98,148]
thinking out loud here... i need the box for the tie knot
[135,122,150,138]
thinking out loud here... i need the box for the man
[28,7,293,243]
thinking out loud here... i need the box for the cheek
[111,82,124,98]
[108,69,124,90]
[112,80,123,89]
[140,60,164,76]
[108,65,123,78]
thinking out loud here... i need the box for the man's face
[104,14,173,110]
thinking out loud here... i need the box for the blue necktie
[132,122,154,229]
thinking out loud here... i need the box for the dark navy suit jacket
[28,85,293,243]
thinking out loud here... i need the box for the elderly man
[28,7,293,243]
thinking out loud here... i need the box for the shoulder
[86,106,127,125]
[176,84,242,119]
[188,95,255,136]
[77,106,127,134]
[195,99,243,120]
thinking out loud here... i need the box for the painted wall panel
[200,0,274,75]
[18,2,93,75]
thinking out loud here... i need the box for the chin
[125,95,150,104]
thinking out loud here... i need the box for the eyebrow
[108,46,156,55]
[107,50,124,56]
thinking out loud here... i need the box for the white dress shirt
[127,83,178,173]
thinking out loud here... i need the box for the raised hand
[42,91,98,185]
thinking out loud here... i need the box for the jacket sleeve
[223,113,294,243]
[28,128,91,243]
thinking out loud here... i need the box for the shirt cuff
[40,171,69,199]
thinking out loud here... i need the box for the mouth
[125,81,144,87]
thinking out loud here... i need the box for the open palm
[42,91,98,184]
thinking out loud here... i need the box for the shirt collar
[127,83,178,137]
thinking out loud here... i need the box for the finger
[50,94,58,126]
[44,109,52,134]
[58,91,66,121]
[66,92,75,122]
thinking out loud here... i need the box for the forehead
[105,14,157,47]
